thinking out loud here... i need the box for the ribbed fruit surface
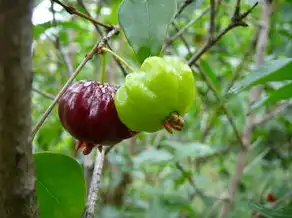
[58,80,137,154]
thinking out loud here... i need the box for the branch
[175,0,194,19]
[82,147,106,218]
[77,0,104,36]
[194,146,231,166]
[170,23,192,54]
[188,1,258,66]
[234,0,241,17]
[195,64,245,149]
[200,33,258,141]
[252,102,292,127]
[175,162,206,201]
[218,1,273,217]
[163,8,209,51]
[52,0,113,30]
[32,87,55,100]
[209,0,216,41]
[162,0,196,55]
[84,152,94,195]
[77,0,128,77]
[225,32,259,92]
[30,27,120,142]
[50,0,74,76]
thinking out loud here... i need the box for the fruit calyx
[76,142,108,155]
[76,141,95,155]
[163,112,185,134]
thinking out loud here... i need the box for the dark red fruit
[266,193,276,202]
[58,80,137,155]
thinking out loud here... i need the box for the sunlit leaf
[231,58,292,93]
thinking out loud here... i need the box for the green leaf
[118,0,177,63]
[231,58,292,93]
[249,201,292,218]
[252,83,292,110]
[133,148,173,165]
[34,152,86,218]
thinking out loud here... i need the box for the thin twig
[218,1,273,217]
[188,22,245,65]
[209,0,216,41]
[170,23,192,54]
[84,152,94,195]
[30,27,119,142]
[200,33,258,141]
[163,8,210,51]
[195,146,231,167]
[77,0,104,37]
[50,0,74,76]
[188,2,258,66]
[32,87,55,101]
[163,0,196,56]
[252,102,292,127]
[52,0,113,30]
[77,0,128,77]
[195,64,245,149]
[82,147,106,218]
[225,31,259,92]
[175,162,206,200]
[234,0,241,17]
[175,0,194,19]
[243,147,270,174]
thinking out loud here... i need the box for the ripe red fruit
[266,193,276,202]
[58,80,137,155]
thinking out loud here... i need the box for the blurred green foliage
[32,0,292,217]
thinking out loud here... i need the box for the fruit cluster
[58,56,195,154]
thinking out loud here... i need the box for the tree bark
[0,0,38,217]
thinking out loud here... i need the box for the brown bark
[0,0,38,217]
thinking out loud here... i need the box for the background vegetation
[30,0,292,217]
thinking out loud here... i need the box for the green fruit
[114,56,195,133]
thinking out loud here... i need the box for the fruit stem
[101,47,136,72]
[83,146,106,217]
[100,54,106,83]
